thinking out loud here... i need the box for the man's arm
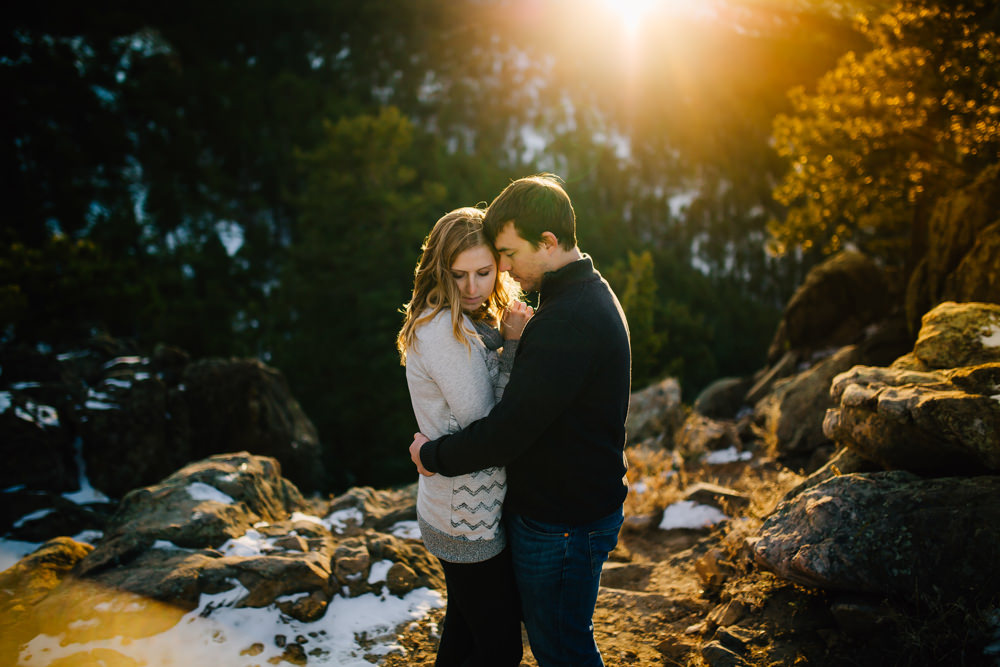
[418,316,593,476]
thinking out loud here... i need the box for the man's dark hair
[483,173,578,250]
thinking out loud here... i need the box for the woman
[397,207,532,666]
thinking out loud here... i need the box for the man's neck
[547,247,583,273]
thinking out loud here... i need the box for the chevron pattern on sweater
[451,516,502,530]
[455,480,506,497]
[454,499,503,514]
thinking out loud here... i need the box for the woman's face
[450,244,497,313]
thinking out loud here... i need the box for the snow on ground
[659,500,728,530]
[0,539,42,572]
[16,578,444,666]
[703,446,753,464]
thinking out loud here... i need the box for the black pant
[436,546,523,667]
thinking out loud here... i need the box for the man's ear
[539,231,559,252]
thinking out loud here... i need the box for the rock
[782,447,882,501]
[905,163,1000,330]
[674,413,741,460]
[0,537,93,665]
[325,485,417,533]
[707,600,749,629]
[828,594,901,635]
[78,453,306,575]
[744,351,799,406]
[942,220,1000,305]
[766,251,891,364]
[386,562,419,597]
[181,358,326,493]
[712,624,755,653]
[364,531,443,594]
[656,636,696,662]
[0,388,77,492]
[79,354,328,499]
[625,376,684,444]
[682,483,749,513]
[824,362,1000,474]
[694,376,753,420]
[5,492,113,542]
[79,366,194,498]
[333,538,372,597]
[894,301,1000,371]
[754,345,866,468]
[749,472,1000,604]
[700,639,749,667]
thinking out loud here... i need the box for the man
[409,174,631,667]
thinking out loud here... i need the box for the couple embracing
[396,174,631,666]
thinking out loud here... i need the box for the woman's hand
[501,301,534,340]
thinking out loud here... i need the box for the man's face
[494,222,548,293]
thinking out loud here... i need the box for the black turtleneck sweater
[420,255,631,525]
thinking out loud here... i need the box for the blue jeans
[506,507,624,667]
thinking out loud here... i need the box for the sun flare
[600,0,715,36]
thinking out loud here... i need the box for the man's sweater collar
[539,254,596,300]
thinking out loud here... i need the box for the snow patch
[659,500,729,530]
[13,508,55,529]
[982,324,1000,348]
[368,559,394,585]
[389,520,421,540]
[0,539,41,572]
[218,529,276,557]
[704,447,753,464]
[186,482,235,505]
[18,578,444,666]
[323,507,365,533]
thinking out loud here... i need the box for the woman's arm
[413,313,496,429]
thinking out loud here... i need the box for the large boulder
[73,453,438,609]
[750,472,1000,605]
[892,301,1000,371]
[78,360,194,499]
[181,358,325,492]
[0,388,77,492]
[753,346,867,470]
[79,353,327,497]
[626,376,684,445]
[693,376,754,420]
[79,453,307,570]
[942,220,1000,305]
[766,251,892,364]
[823,362,1000,474]
[905,163,1000,330]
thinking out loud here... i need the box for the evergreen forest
[5,0,999,490]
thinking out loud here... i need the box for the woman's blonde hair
[397,207,519,365]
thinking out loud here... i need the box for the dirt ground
[382,454,1000,666]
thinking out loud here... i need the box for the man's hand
[409,432,434,476]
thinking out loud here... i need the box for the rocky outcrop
[753,346,865,470]
[823,362,1000,474]
[626,376,684,445]
[693,376,753,420]
[892,300,1000,371]
[905,163,1000,330]
[750,472,1000,605]
[180,358,324,492]
[1,338,328,500]
[766,251,892,365]
[673,413,741,460]
[823,302,1000,474]
[2,453,443,665]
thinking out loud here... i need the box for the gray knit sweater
[405,308,516,563]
